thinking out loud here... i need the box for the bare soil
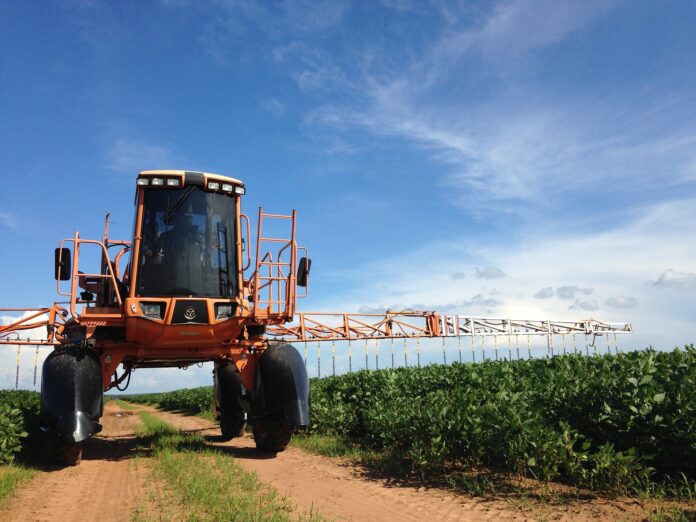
[1,402,692,522]
[0,402,148,522]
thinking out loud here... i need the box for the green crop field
[0,391,40,464]
[119,346,696,497]
[308,347,695,496]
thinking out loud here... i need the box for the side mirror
[54,248,72,281]
[297,257,311,288]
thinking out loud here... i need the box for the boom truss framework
[267,311,632,342]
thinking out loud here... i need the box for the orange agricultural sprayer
[0,170,633,465]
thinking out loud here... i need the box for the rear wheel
[220,415,246,440]
[53,441,83,466]
[251,419,293,453]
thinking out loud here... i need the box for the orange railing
[56,232,129,320]
[248,208,303,323]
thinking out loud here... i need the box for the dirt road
[142,405,524,522]
[0,402,685,521]
[1,403,147,522]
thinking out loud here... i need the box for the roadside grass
[0,465,34,507]
[135,411,325,521]
[290,432,365,460]
[112,399,140,410]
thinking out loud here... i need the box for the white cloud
[570,298,598,312]
[0,212,17,230]
[605,296,638,309]
[1,313,51,390]
[317,198,696,349]
[106,138,179,175]
[475,266,506,279]
[444,0,618,58]
[653,269,696,291]
[534,287,553,299]
[197,0,350,65]
[556,286,594,300]
[260,97,286,117]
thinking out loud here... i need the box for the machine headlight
[139,302,166,319]
[151,178,164,186]
[207,181,220,190]
[234,186,246,195]
[221,183,233,192]
[215,303,236,320]
[137,178,150,186]
[166,178,180,187]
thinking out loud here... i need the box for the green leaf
[653,392,665,403]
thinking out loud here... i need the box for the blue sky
[2,1,696,392]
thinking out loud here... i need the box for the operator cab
[134,170,245,300]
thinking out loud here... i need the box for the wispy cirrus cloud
[196,0,350,65]
[299,1,696,216]
[106,138,180,175]
[0,211,17,230]
[260,97,286,117]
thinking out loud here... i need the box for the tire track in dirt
[0,402,148,522]
[140,405,531,522]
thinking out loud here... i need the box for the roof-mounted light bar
[137,175,244,195]
[207,180,246,195]
[137,176,182,188]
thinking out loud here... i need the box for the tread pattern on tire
[54,441,83,466]
[252,420,294,453]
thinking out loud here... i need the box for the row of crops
[0,390,40,464]
[310,347,695,494]
[123,387,213,415]
[120,347,695,495]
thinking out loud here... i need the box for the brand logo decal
[184,307,197,321]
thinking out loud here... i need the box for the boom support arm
[0,305,67,346]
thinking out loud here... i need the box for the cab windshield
[136,186,237,297]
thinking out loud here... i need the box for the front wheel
[52,441,83,466]
[251,419,293,453]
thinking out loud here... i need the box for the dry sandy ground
[1,401,692,521]
[0,403,148,522]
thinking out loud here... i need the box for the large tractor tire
[53,441,84,466]
[220,414,247,440]
[251,419,294,453]
[251,342,309,453]
[40,345,103,466]
[214,360,247,441]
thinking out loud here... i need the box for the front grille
[171,300,209,324]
